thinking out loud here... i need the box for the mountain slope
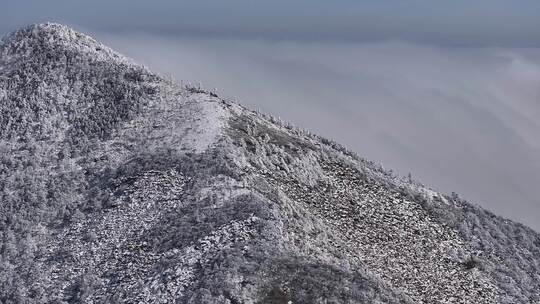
[0,23,539,304]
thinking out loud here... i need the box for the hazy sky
[2,0,540,46]
[1,1,539,230]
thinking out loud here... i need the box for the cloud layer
[96,33,540,230]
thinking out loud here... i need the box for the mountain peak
[0,22,160,141]
[1,22,131,66]
[21,22,76,37]
[1,23,539,304]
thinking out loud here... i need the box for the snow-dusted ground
[1,23,539,304]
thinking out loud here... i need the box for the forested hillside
[0,23,539,304]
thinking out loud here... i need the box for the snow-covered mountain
[0,23,539,304]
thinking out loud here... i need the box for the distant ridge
[0,23,539,304]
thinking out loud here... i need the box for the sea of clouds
[97,33,540,230]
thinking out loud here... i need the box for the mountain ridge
[0,23,539,304]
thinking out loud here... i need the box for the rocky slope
[0,23,539,304]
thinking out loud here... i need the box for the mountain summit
[1,23,539,304]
